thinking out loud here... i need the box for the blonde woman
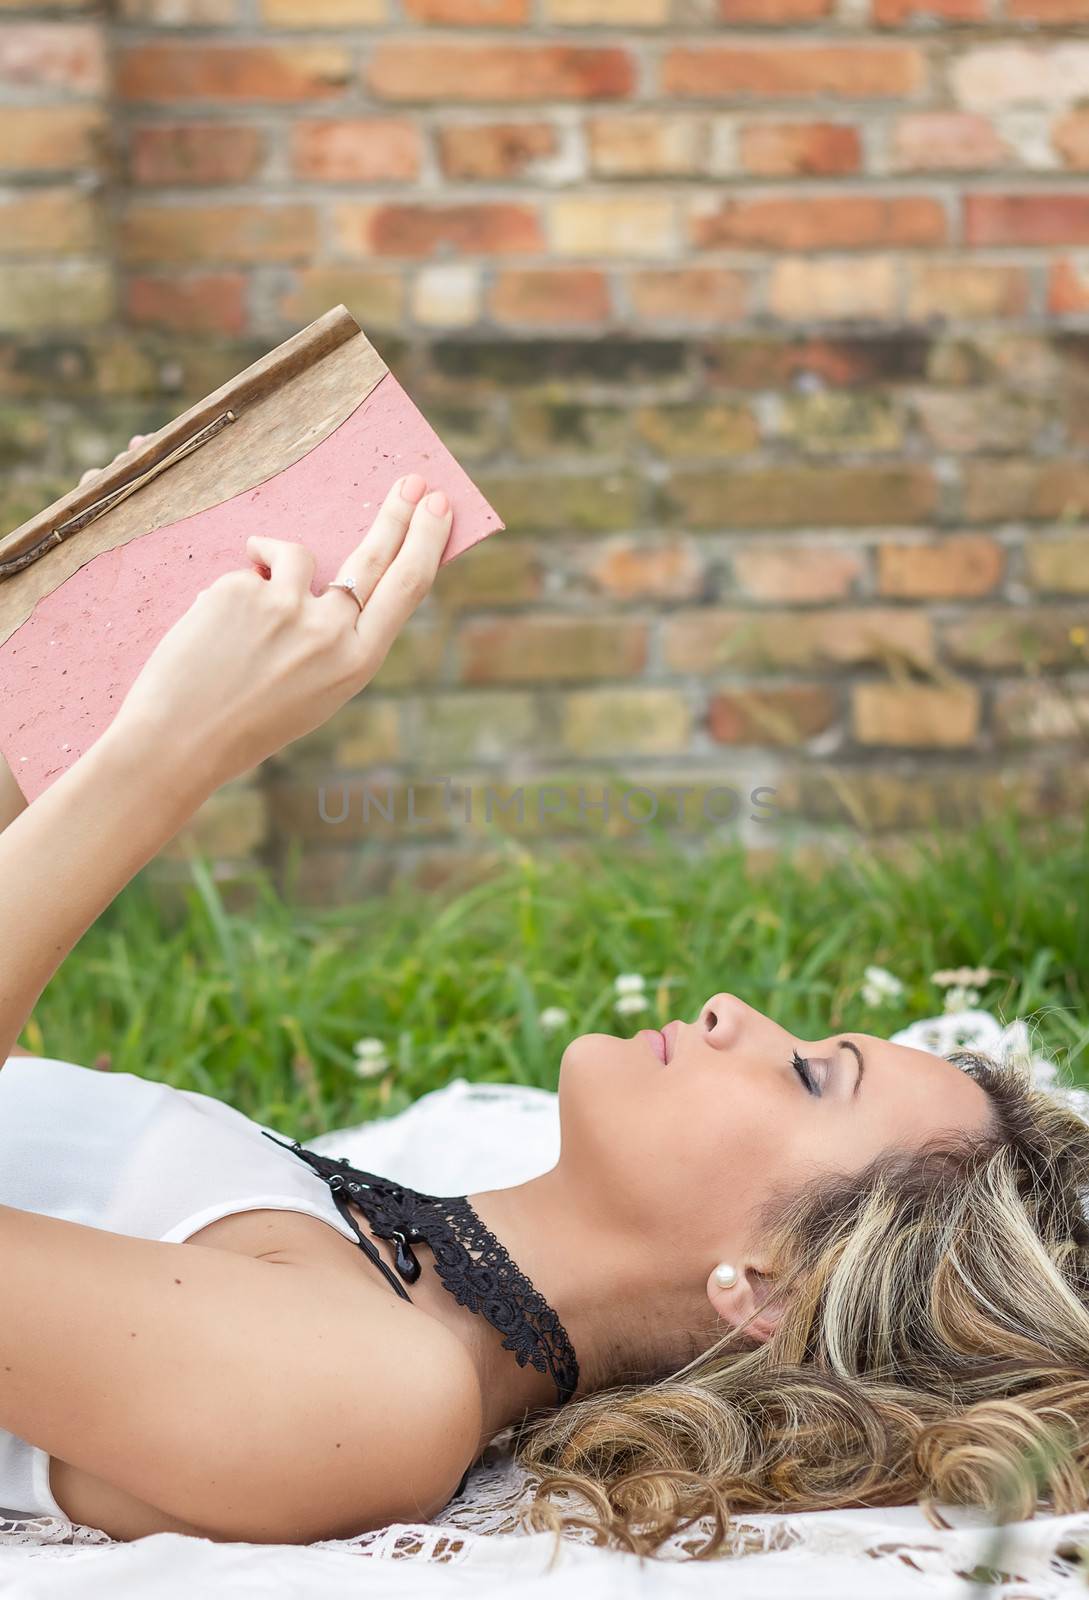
[1,469,1088,1556]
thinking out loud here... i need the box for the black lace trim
[261,1131,580,1409]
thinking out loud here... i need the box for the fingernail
[400,473,427,505]
[425,490,449,517]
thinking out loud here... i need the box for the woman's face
[556,992,995,1337]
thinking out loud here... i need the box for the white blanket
[3,1009,1088,1597]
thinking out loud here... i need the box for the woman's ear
[706,1263,785,1345]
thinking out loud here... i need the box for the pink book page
[0,372,505,802]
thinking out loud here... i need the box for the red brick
[413,264,479,327]
[336,202,542,258]
[588,114,704,177]
[663,607,935,672]
[962,460,1089,524]
[434,540,543,608]
[0,23,104,92]
[0,190,99,255]
[121,203,317,263]
[120,0,238,18]
[365,43,635,102]
[403,0,527,18]
[628,268,748,323]
[877,534,1004,598]
[458,617,648,683]
[993,681,1089,744]
[731,544,863,602]
[769,257,897,321]
[1053,110,1089,171]
[874,0,985,21]
[913,389,1042,454]
[709,685,838,745]
[553,195,676,258]
[890,112,1006,172]
[1025,534,1089,594]
[852,683,980,748]
[279,267,403,328]
[738,121,860,177]
[290,118,421,181]
[586,539,704,601]
[1049,259,1089,314]
[906,261,1028,319]
[260,0,386,20]
[118,44,351,102]
[561,689,690,758]
[664,464,937,528]
[126,273,247,334]
[545,0,667,18]
[692,194,945,252]
[1007,0,1089,15]
[491,269,610,326]
[0,105,105,171]
[964,193,1089,246]
[437,121,557,179]
[941,606,1087,669]
[699,336,929,391]
[662,44,925,100]
[721,0,830,17]
[130,123,264,185]
[777,391,902,453]
[634,404,756,464]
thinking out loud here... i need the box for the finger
[352,489,453,652]
[245,535,317,597]
[319,473,429,616]
[128,434,149,452]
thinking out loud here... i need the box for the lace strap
[262,1130,579,1407]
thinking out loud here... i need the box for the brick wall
[2,1,1089,896]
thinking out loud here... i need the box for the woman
[1,468,1088,1558]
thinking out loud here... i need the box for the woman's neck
[402,1165,715,1453]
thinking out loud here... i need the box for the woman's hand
[106,473,452,792]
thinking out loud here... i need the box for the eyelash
[791,1048,818,1095]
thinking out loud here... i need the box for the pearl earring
[713,1263,738,1288]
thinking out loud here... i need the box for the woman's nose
[697,994,748,1051]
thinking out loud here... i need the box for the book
[0,306,505,802]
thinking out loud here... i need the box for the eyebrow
[838,1039,865,1097]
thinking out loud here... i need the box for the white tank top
[0,1054,366,1522]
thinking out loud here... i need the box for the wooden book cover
[0,305,505,803]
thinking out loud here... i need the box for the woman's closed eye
[791,1048,823,1096]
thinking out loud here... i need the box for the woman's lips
[636,1028,667,1065]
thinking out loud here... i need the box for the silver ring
[324,576,364,617]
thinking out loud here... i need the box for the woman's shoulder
[282,1259,485,1534]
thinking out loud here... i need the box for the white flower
[614,973,646,996]
[539,1006,569,1034]
[932,966,994,989]
[615,992,649,1016]
[943,985,981,1013]
[861,965,904,1007]
[351,1036,390,1079]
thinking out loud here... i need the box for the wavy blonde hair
[508,1048,1089,1558]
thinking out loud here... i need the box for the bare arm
[0,471,453,1069]
[0,756,34,1056]
[0,751,27,833]
[0,731,212,1067]
[0,1204,482,1541]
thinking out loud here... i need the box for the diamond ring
[324,576,364,616]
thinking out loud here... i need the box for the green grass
[20,802,1089,1141]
